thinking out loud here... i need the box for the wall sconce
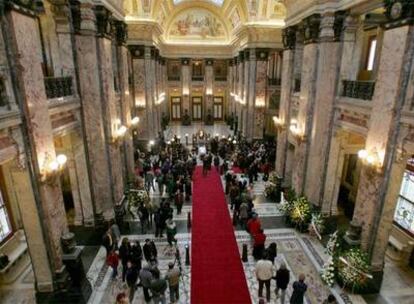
[358,148,383,170]
[131,116,140,126]
[289,119,305,142]
[255,97,265,108]
[112,125,128,145]
[273,116,285,130]
[206,88,213,95]
[135,97,146,108]
[40,153,67,183]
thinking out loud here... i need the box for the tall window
[394,169,414,235]
[366,35,377,71]
[0,189,12,243]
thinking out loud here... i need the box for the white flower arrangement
[320,256,335,287]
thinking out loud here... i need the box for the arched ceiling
[124,0,286,44]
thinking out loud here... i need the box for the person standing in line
[174,189,184,215]
[107,249,119,280]
[165,262,181,303]
[139,263,154,303]
[290,274,307,304]
[150,268,168,304]
[166,218,177,246]
[255,254,273,303]
[266,242,277,265]
[143,239,158,264]
[239,200,249,229]
[323,294,337,304]
[274,262,290,304]
[125,261,138,302]
[102,228,114,257]
[253,229,267,260]
[119,238,131,282]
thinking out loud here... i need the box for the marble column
[8,8,68,286]
[254,49,268,139]
[275,27,296,178]
[291,15,320,195]
[205,59,214,118]
[143,46,156,140]
[95,8,124,205]
[352,22,414,260]
[151,49,159,135]
[71,2,113,220]
[304,12,343,205]
[181,58,190,119]
[130,46,147,139]
[242,49,252,137]
[115,22,134,178]
[321,127,345,215]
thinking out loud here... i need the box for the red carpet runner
[191,167,251,304]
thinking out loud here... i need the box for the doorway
[171,97,182,121]
[192,96,203,121]
[213,96,223,120]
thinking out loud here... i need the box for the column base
[36,281,91,304]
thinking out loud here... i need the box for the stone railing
[192,76,204,82]
[342,80,375,100]
[215,76,227,82]
[168,75,180,81]
[268,78,281,86]
[44,76,73,99]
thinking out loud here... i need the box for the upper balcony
[44,76,74,100]
[268,77,281,86]
[341,80,375,101]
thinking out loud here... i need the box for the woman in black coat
[266,242,277,264]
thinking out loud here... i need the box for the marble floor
[2,124,414,303]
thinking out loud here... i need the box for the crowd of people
[102,130,337,304]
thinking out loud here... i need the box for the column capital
[113,20,127,46]
[3,0,45,16]
[302,14,321,45]
[282,26,297,50]
[94,5,113,38]
[384,0,414,29]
